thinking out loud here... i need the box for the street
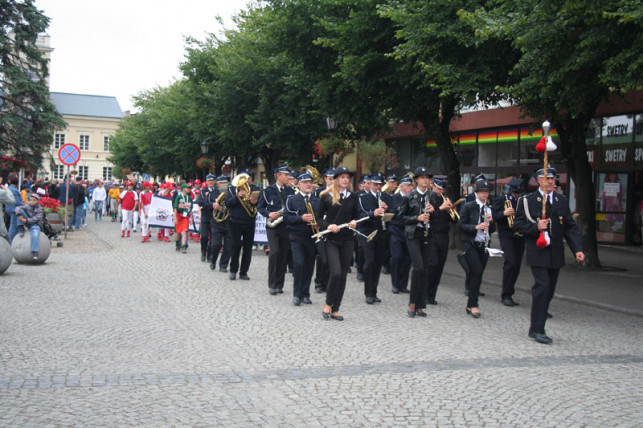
[1,220,642,427]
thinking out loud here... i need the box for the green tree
[461,0,643,267]
[0,0,65,169]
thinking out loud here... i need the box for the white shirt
[475,199,491,242]
[92,186,106,202]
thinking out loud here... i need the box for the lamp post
[200,140,210,180]
[325,116,338,168]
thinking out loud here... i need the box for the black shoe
[269,288,278,295]
[322,311,331,320]
[19,231,25,238]
[239,274,250,280]
[292,297,300,306]
[547,312,553,319]
[392,287,400,294]
[529,331,553,344]
[219,267,228,273]
[210,261,216,270]
[373,296,381,303]
[502,298,518,307]
[201,253,206,262]
[479,291,486,297]
[466,307,481,318]
[400,288,410,294]
[356,273,364,282]
[277,289,284,294]
[427,300,437,305]
[330,314,344,321]
[464,289,470,295]
[302,297,312,304]
[415,310,427,317]
[407,310,416,318]
[315,287,324,294]
[347,267,352,273]
[229,272,236,280]
[381,266,390,274]
[366,297,375,304]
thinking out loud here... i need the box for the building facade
[46,92,123,183]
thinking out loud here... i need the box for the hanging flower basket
[314,135,352,157]
[121,167,132,175]
[196,157,215,170]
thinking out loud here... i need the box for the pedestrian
[514,167,584,344]
[0,178,17,242]
[119,182,138,238]
[67,177,85,231]
[317,166,360,321]
[397,167,434,317]
[92,181,107,221]
[173,183,193,253]
[283,172,319,306]
[5,173,24,242]
[139,182,153,242]
[459,179,495,318]
[16,193,45,260]
[259,165,295,295]
[492,177,526,307]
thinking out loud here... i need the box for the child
[173,183,193,253]
[119,182,138,237]
[16,193,45,260]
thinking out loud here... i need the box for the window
[79,135,90,150]
[497,129,519,167]
[477,130,497,167]
[78,166,89,180]
[54,134,65,149]
[103,136,111,151]
[103,167,112,181]
[53,165,65,180]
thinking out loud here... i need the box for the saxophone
[266,207,285,228]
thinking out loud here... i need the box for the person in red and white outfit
[139,181,154,242]
[156,183,172,242]
[119,182,138,237]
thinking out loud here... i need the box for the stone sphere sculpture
[0,238,12,274]
[10,231,51,264]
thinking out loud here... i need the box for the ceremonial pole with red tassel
[535,120,556,247]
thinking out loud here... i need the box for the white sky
[35,0,252,112]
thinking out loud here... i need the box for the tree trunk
[261,147,281,185]
[557,116,601,268]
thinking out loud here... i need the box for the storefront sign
[601,143,631,167]
[604,148,627,163]
[603,182,621,197]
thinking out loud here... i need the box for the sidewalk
[442,244,643,318]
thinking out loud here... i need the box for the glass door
[596,172,628,243]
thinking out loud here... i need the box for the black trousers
[314,254,329,290]
[355,238,364,274]
[463,242,489,308]
[210,222,231,269]
[498,234,525,299]
[382,226,391,271]
[426,231,449,303]
[229,221,255,275]
[406,229,431,309]
[389,224,410,290]
[325,239,354,313]
[290,237,316,299]
[200,216,213,256]
[362,231,388,298]
[266,226,290,290]
[529,266,559,334]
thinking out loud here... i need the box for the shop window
[497,128,519,167]
[601,115,633,168]
[520,127,563,167]
[596,172,627,243]
[634,114,643,169]
[478,130,497,167]
[456,133,476,168]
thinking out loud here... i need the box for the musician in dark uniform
[225,171,259,280]
[358,172,392,304]
[209,176,232,272]
[381,175,397,275]
[318,167,360,320]
[514,167,584,344]
[461,173,487,296]
[313,168,334,293]
[492,177,526,307]
[426,175,458,305]
[389,175,413,294]
[198,174,218,262]
[459,180,495,318]
[397,166,434,317]
[355,175,370,282]
[258,165,295,295]
[283,172,320,306]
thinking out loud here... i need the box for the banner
[148,195,174,229]
[190,204,200,233]
[254,213,267,244]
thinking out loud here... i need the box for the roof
[50,92,123,119]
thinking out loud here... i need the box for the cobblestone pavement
[1,220,642,427]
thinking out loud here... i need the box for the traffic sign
[58,144,81,166]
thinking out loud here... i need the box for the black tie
[340,192,345,202]
[546,195,552,218]
[480,205,485,224]
[420,194,425,209]
[304,195,309,204]
[278,187,285,204]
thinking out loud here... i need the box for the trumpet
[505,195,514,228]
[212,192,229,222]
[305,198,320,236]
[443,195,460,221]
[231,172,257,217]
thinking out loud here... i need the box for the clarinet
[378,192,387,231]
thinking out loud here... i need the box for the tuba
[231,173,257,217]
[213,192,228,222]
[305,165,324,186]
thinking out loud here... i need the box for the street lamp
[200,140,209,155]
[325,116,338,168]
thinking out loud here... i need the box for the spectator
[92,181,107,221]
[0,178,17,242]
[6,173,25,242]
[16,193,45,260]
